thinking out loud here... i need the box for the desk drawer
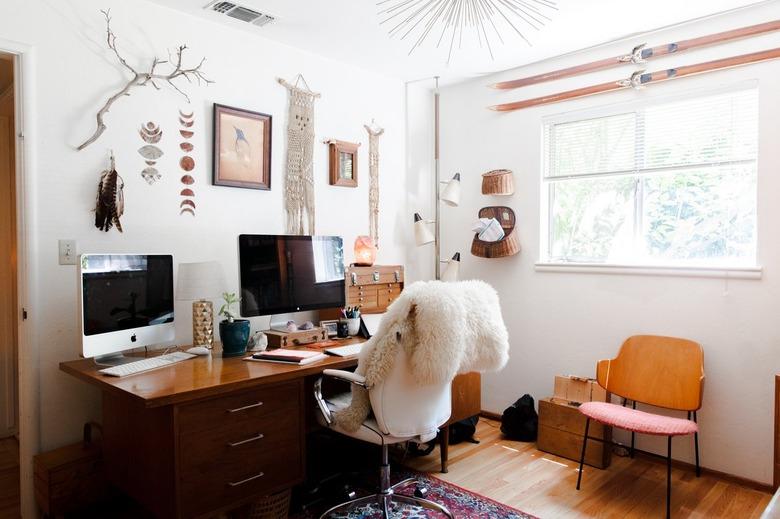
[177,382,297,434]
[179,408,303,517]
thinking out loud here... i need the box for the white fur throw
[332,280,509,431]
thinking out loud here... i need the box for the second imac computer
[238,234,346,328]
[79,254,175,366]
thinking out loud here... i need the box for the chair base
[320,478,454,519]
[319,477,454,519]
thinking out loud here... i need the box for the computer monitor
[238,235,346,322]
[79,254,175,365]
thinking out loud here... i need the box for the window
[541,85,758,268]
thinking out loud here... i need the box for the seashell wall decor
[179,109,196,216]
[138,122,163,184]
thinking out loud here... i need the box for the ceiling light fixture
[377,0,558,63]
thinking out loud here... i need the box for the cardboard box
[552,375,607,406]
[537,375,612,469]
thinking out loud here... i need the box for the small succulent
[218,292,240,323]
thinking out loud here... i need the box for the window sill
[534,262,762,279]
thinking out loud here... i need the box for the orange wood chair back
[596,335,705,411]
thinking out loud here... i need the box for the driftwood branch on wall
[77,10,213,151]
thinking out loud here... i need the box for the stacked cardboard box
[537,375,612,469]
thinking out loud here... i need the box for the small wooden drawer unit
[176,381,305,518]
[345,265,404,313]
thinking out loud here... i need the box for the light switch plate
[58,239,77,265]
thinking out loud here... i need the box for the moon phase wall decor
[179,109,196,216]
[377,0,557,63]
[138,122,163,184]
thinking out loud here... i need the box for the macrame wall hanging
[364,121,384,246]
[278,74,320,235]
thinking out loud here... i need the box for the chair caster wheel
[343,486,356,500]
[414,485,429,499]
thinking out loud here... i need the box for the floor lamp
[414,76,461,281]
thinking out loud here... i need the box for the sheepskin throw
[332,280,509,431]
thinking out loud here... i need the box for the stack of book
[245,349,327,366]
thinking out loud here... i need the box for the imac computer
[79,254,175,366]
[238,234,345,328]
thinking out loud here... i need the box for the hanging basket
[471,206,520,258]
[481,169,514,195]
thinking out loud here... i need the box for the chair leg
[394,494,454,519]
[630,401,636,458]
[693,411,701,478]
[576,418,590,491]
[666,435,672,519]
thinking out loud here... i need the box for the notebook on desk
[245,349,328,366]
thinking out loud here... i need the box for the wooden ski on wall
[489,47,780,112]
[490,20,780,90]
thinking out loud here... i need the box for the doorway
[0,50,19,517]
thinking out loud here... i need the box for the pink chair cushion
[579,402,698,436]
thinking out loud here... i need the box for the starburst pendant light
[378,0,557,63]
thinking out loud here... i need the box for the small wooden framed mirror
[327,140,360,187]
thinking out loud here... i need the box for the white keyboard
[99,351,196,377]
[324,343,362,357]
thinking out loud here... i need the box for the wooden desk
[60,340,480,518]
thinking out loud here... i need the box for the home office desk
[60,340,480,519]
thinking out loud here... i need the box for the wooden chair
[576,335,705,519]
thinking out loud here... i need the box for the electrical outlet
[58,239,77,265]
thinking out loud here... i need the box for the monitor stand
[93,353,137,368]
[269,313,295,332]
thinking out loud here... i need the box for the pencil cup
[347,318,360,337]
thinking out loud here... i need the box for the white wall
[437,3,780,484]
[0,0,411,501]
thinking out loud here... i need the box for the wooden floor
[0,436,19,519]
[405,419,772,519]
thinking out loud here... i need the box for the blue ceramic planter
[219,319,250,357]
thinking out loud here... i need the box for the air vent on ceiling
[206,1,276,27]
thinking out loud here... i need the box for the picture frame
[320,319,339,338]
[213,103,272,190]
[327,140,359,187]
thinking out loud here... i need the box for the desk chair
[575,335,705,519]
[314,347,454,519]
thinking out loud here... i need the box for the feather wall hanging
[94,152,125,232]
[179,109,196,216]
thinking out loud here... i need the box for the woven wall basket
[481,169,514,195]
[471,206,520,258]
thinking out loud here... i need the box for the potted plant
[218,292,250,357]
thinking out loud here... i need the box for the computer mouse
[186,346,210,356]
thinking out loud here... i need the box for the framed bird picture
[213,104,272,190]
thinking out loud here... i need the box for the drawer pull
[228,472,264,487]
[227,401,263,413]
[227,433,264,447]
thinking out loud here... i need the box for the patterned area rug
[296,469,537,519]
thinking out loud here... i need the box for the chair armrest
[323,369,367,388]
[314,370,367,426]
[313,377,333,425]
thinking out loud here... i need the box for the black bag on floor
[449,415,480,444]
[500,394,538,441]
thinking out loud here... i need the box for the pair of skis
[489,20,780,112]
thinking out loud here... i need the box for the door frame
[0,38,38,519]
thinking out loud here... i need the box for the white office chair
[313,347,455,519]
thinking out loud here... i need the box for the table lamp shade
[176,261,225,301]
[176,261,226,349]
